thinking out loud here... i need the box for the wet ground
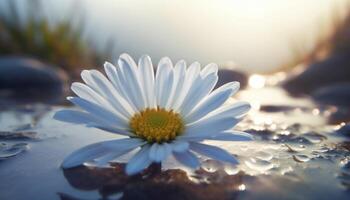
[0,84,350,200]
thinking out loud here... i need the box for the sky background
[2,0,349,72]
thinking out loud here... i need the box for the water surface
[0,86,349,200]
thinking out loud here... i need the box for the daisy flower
[54,53,252,175]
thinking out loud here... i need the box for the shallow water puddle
[0,87,349,200]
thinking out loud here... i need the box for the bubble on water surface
[245,158,274,172]
[292,155,310,163]
[0,142,29,160]
[303,132,326,144]
[255,151,273,161]
[224,164,239,175]
[201,160,223,173]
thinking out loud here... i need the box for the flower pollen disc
[130,107,184,143]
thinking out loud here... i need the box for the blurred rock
[216,69,247,89]
[260,105,297,113]
[0,56,68,104]
[283,52,350,96]
[328,108,350,124]
[311,83,350,106]
[310,83,350,123]
[336,124,350,137]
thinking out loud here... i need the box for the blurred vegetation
[0,0,111,77]
[277,3,350,73]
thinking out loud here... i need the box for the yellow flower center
[130,107,184,143]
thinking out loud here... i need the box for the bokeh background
[1,0,350,114]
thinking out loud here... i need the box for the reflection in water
[61,163,248,200]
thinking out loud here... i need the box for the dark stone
[260,105,297,113]
[0,56,68,104]
[283,52,350,96]
[328,107,350,124]
[216,69,247,89]
[336,124,350,137]
[311,83,350,106]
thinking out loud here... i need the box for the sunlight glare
[249,74,266,89]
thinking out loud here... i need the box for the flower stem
[149,162,162,175]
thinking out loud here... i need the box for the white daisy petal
[104,62,140,113]
[126,145,153,175]
[138,55,156,108]
[104,62,123,94]
[186,62,201,85]
[87,124,133,136]
[54,109,97,124]
[170,140,189,153]
[94,152,125,166]
[68,97,128,129]
[71,82,110,107]
[118,53,147,110]
[81,69,133,117]
[94,138,147,166]
[62,138,143,168]
[81,70,135,118]
[166,60,186,109]
[54,110,133,136]
[101,138,146,150]
[173,150,200,168]
[208,101,251,119]
[62,142,108,169]
[88,124,133,136]
[179,72,218,116]
[104,62,137,108]
[208,130,253,141]
[89,70,136,119]
[184,81,240,123]
[149,143,159,161]
[180,117,239,140]
[80,70,99,91]
[155,57,174,108]
[189,142,238,164]
[94,149,133,166]
[172,62,200,111]
[200,63,218,77]
[149,143,172,162]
